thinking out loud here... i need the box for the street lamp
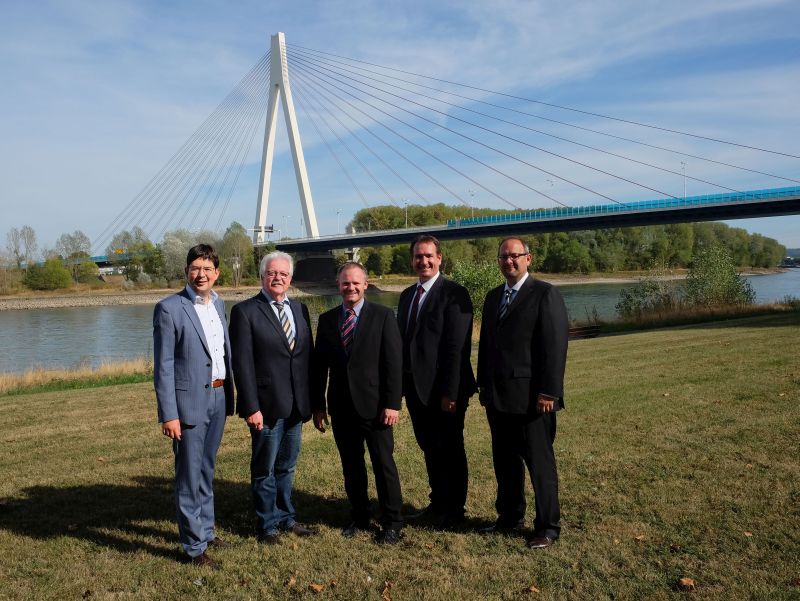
[336,209,342,234]
[404,201,408,228]
[681,162,687,201]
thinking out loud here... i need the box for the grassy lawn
[1,313,798,600]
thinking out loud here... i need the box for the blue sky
[2,0,799,253]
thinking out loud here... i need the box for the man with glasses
[154,244,235,569]
[230,251,316,546]
[477,237,569,550]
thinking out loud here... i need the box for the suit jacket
[398,275,476,405]
[312,300,403,420]
[229,292,313,422]
[153,287,235,426]
[477,276,568,414]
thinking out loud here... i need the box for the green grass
[1,313,798,600]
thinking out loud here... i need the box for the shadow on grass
[0,475,464,557]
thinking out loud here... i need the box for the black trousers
[331,411,403,530]
[486,405,560,538]
[405,384,468,516]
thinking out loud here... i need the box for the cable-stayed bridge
[92,33,800,256]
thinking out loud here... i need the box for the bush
[23,259,72,290]
[685,245,755,307]
[616,268,681,319]
[450,260,503,321]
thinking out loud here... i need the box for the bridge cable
[291,50,678,202]
[288,43,800,161]
[292,73,431,206]
[289,46,752,195]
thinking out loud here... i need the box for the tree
[55,230,92,282]
[219,222,255,287]
[450,259,503,321]
[6,225,38,269]
[160,229,196,281]
[23,258,72,290]
[685,244,755,307]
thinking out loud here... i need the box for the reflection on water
[1,270,797,373]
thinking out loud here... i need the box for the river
[1,270,798,374]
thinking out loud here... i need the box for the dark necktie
[341,308,356,354]
[497,289,515,322]
[274,301,295,351]
[407,284,425,336]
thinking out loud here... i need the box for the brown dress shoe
[257,532,279,545]
[208,537,231,548]
[191,552,220,570]
[286,523,316,537]
[527,535,556,549]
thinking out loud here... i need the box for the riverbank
[0,269,783,311]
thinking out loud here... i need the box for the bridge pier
[292,251,337,283]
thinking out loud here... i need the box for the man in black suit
[230,251,315,545]
[477,237,569,549]
[312,261,405,544]
[398,235,476,529]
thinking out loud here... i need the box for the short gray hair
[259,251,294,277]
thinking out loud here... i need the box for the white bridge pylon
[253,32,320,243]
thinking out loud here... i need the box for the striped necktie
[341,308,356,354]
[274,301,295,351]
[497,289,515,322]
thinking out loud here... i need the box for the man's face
[498,239,531,284]
[185,257,219,296]
[262,258,292,301]
[412,241,442,282]
[338,267,368,308]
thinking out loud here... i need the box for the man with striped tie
[230,251,316,545]
[312,261,405,544]
[477,237,569,550]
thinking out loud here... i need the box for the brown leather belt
[211,379,225,389]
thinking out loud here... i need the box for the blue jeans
[250,417,302,535]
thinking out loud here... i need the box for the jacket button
[206,363,211,367]
[204,384,210,389]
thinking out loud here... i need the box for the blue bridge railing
[446,186,800,228]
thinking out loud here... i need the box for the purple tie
[341,309,356,353]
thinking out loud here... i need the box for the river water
[1,270,798,374]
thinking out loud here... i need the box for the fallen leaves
[284,575,296,587]
[677,577,696,591]
[524,583,541,593]
[744,531,753,537]
[308,583,325,593]
[634,535,646,542]
[381,580,393,600]
[96,457,108,462]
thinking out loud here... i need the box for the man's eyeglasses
[188,266,216,275]
[497,253,530,261]
[265,270,290,279]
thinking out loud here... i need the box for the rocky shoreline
[0,270,779,311]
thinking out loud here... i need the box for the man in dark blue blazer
[312,262,405,544]
[398,235,476,529]
[230,251,315,545]
[477,237,569,550]
[154,244,235,569]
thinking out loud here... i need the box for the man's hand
[381,408,399,426]
[162,419,182,441]
[537,395,556,413]
[246,410,264,431]
[313,411,329,433]
[441,396,457,414]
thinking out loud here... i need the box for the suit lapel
[180,291,211,357]
[288,300,306,351]
[415,276,442,328]
[349,301,373,358]
[498,275,534,324]
[256,293,288,344]
[398,286,413,338]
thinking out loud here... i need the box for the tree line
[351,203,786,275]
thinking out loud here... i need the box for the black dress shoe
[434,512,466,530]
[376,528,404,545]
[527,535,556,549]
[407,504,441,520]
[478,520,525,534]
[191,552,220,570]
[286,523,316,537]
[208,537,231,548]
[256,532,279,545]
[342,521,371,538]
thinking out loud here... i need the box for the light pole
[336,209,341,234]
[681,162,686,202]
[404,201,408,228]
